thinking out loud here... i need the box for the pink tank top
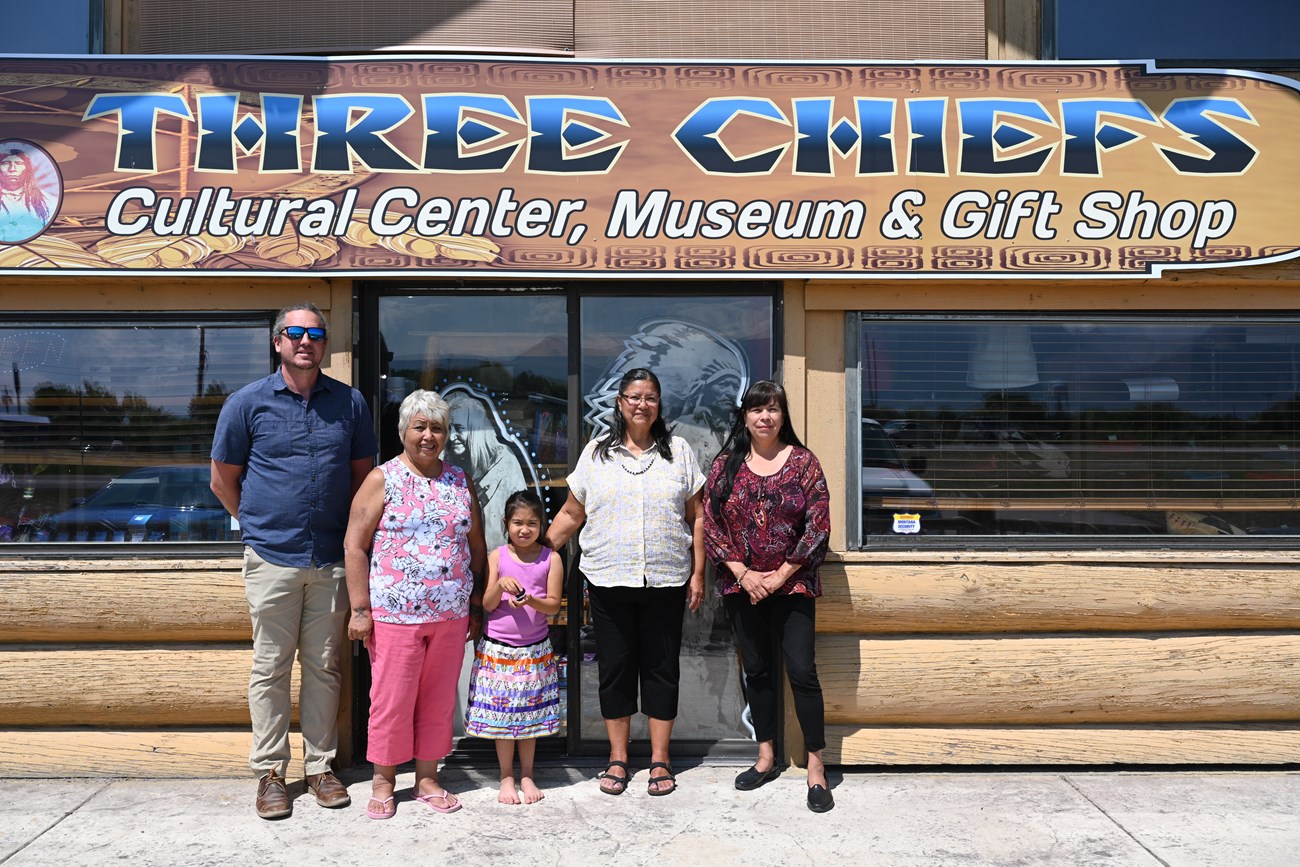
[486,544,553,645]
[368,457,474,625]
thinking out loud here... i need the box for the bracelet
[739,568,750,584]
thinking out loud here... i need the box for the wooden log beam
[820,633,1300,725]
[0,647,294,726]
[824,724,1300,765]
[0,730,254,778]
[2,570,249,643]
[818,563,1300,633]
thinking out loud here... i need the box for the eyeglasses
[619,393,660,406]
[279,326,327,342]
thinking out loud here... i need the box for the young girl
[465,489,564,804]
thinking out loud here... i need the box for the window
[375,292,569,546]
[855,315,1300,541]
[1048,0,1298,66]
[0,1,102,53]
[0,317,271,544]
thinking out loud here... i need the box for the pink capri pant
[366,617,468,766]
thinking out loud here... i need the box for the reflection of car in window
[39,466,235,542]
[861,419,936,534]
[882,418,940,449]
[958,419,1070,478]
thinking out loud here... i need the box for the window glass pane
[377,294,568,541]
[579,294,774,741]
[859,316,1300,539]
[0,1,94,53]
[1055,0,1298,63]
[0,319,269,544]
[580,296,774,466]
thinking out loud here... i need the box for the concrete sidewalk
[1,764,1297,866]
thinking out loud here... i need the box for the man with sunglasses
[210,302,378,819]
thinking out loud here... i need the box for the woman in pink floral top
[702,380,833,813]
[345,389,487,819]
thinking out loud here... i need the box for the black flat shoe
[734,764,781,791]
[807,783,835,813]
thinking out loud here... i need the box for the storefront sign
[0,57,1297,276]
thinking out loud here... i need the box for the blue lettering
[906,98,946,174]
[673,98,789,175]
[1160,98,1257,175]
[83,93,192,172]
[422,94,522,172]
[195,94,303,173]
[959,99,1056,175]
[312,94,418,173]
[1060,99,1158,176]
[527,96,627,174]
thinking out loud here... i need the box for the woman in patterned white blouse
[546,367,705,797]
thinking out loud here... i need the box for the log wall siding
[2,565,249,643]
[783,551,1300,765]
[819,558,1300,634]
[827,725,1300,766]
[0,731,254,778]
[0,557,264,774]
[820,633,1300,725]
[0,647,299,726]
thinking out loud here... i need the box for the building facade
[2,2,1299,776]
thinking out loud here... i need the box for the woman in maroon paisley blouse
[702,380,833,813]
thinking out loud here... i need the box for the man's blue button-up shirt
[211,371,378,568]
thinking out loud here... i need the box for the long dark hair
[0,149,50,223]
[708,380,804,516]
[594,368,674,462]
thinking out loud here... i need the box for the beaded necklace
[620,451,657,475]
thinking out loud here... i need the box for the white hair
[397,389,449,435]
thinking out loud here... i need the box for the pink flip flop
[414,790,462,814]
[366,795,396,820]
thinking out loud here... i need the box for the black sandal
[646,761,677,796]
[596,760,631,795]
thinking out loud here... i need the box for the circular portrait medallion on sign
[0,140,62,245]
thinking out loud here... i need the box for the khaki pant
[242,547,347,777]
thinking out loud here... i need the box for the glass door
[368,291,571,751]
[360,285,776,756]
[577,294,775,747]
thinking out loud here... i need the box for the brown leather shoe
[255,769,292,819]
[306,771,352,808]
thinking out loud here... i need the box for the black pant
[586,582,688,720]
[725,592,826,752]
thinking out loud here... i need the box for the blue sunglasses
[279,326,327,342]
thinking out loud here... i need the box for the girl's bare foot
[498,776,521,805]
[520,776,544,804]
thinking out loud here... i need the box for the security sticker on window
[892,513,921,534]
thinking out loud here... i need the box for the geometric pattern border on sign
[1002,246,1111,271]
[746,244,852,270]
[933,246,994,270]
